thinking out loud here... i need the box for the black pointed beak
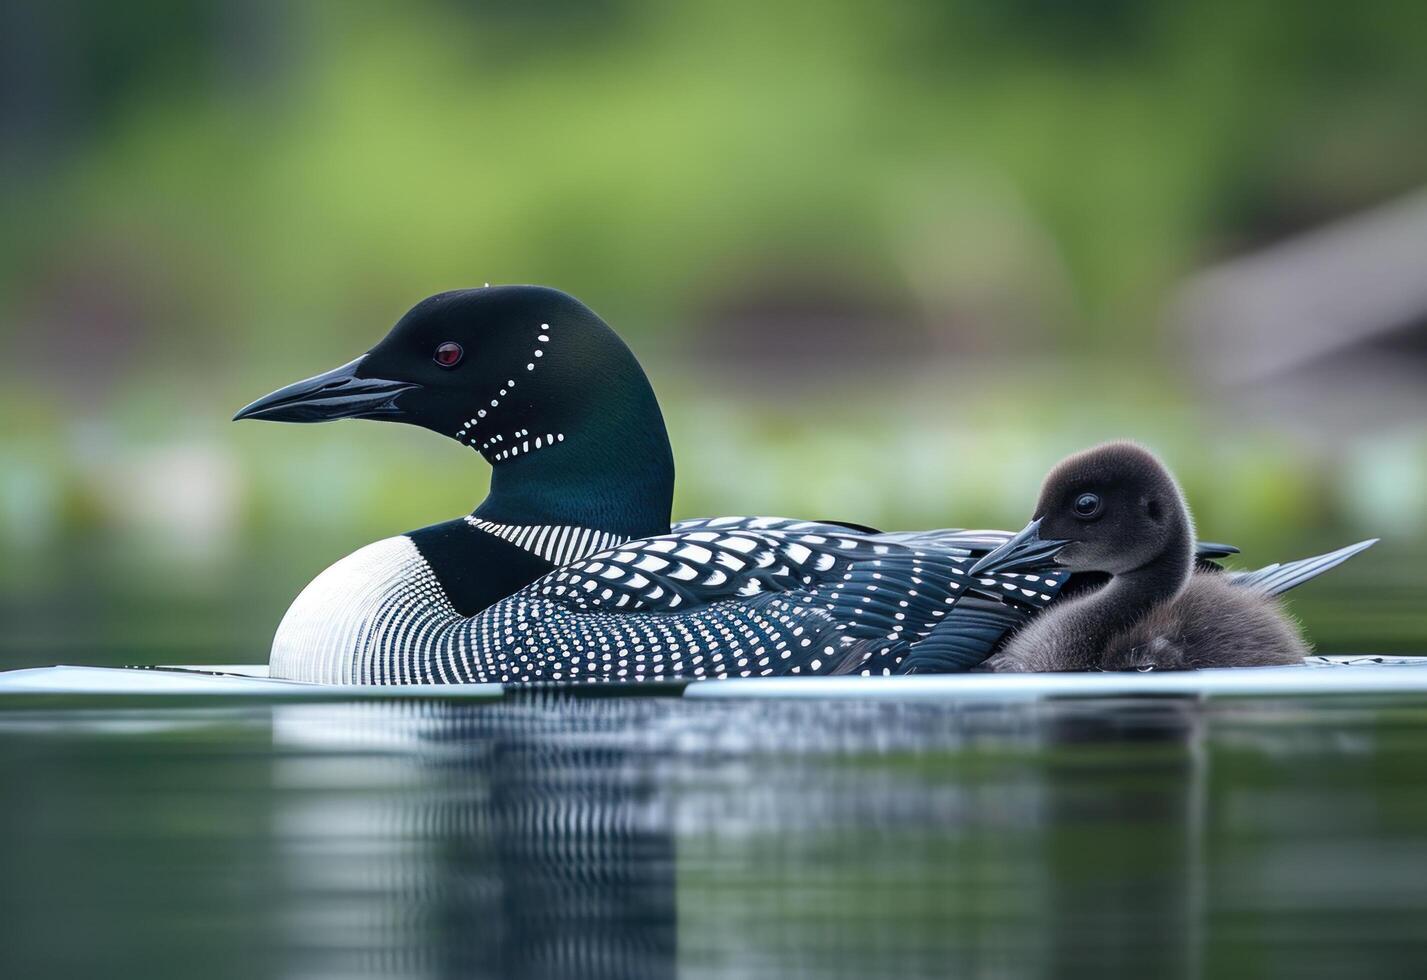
[969,518,1071,576]
[233,357,419,423]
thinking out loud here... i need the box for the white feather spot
[676,544,713,564]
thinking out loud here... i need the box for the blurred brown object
[1172,189,1427,437]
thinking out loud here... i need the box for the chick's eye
[434,342,463,368]
[1073,492,1102,518]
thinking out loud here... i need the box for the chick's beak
[233,357,419,423]
[969,518,1071,576]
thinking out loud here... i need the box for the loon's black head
[235,286,674,536]
[238,286,647,455]
[972,442,1192,578]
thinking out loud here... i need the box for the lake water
[3,690,1426,978]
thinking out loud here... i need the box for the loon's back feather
[408,522,1068,684]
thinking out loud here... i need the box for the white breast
[268,536,462,684]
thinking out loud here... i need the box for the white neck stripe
[466,518,626,566]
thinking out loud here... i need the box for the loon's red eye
[434,342,463,368]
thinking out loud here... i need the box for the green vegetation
[2,0,1423,663]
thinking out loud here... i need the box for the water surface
[2,691,1425,978]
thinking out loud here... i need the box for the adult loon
[236,286,676,678]
[237,285,1081,683]
[964,442,1376,672]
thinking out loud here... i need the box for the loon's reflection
[268,693,1208,979]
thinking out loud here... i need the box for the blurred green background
[2,0,1424,668]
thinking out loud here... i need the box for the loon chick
[969,442,1376,673]
[235,286,675,679]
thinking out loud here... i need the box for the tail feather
[1228,539,1378,596]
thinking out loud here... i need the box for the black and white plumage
[269,518,1065,685]
[410,518,1068,684]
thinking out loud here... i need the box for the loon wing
[675,522,1242,566]
[539,525,1066,612]
[452,526,1069,682]
[1226,539,1378,596]
[890,597,1031,674]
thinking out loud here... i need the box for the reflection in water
[2,693,1427,978]
[272,696,680,979]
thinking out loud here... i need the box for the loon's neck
[1051,528,1193,669]
[471,414,674,540]
[1089,562,1186,635]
